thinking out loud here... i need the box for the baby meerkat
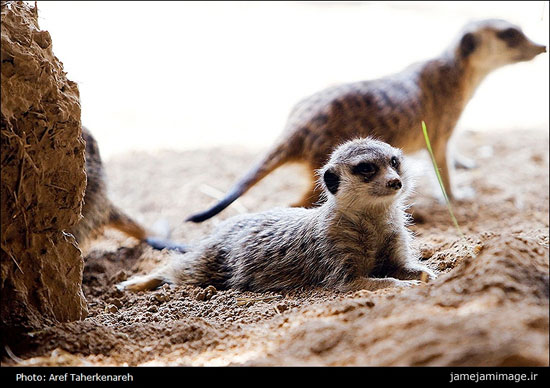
[72,127,185,253]
[117,138,435,293]
[187,19,546,223]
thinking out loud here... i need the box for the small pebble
[105,304,118,314]
[110,298,123,308]
[194,290,206,301]
[153,293,169,303]
[110,270,128,283]
[275,303,288,313]
[204,285,217,300]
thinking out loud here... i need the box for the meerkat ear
[323,169,340,195]
[459,32,477,58]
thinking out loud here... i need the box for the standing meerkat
[117,138,435,293]
[72,127,186,253]
[187,19,546,223]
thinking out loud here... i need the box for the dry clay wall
[1,1,87,331]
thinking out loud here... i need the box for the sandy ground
[2,128,549,366]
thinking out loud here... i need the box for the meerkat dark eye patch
[497,28,523,47]
[390,156,400,169]
[323,169,340,195]
[352,162,378,181]
[459,32,477,58]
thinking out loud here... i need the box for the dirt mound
[1,1,86,330]
[249,232,548,366]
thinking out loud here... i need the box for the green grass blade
[421,121,464,237]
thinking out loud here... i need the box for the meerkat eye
[352,162,377,177]
[390,156,400,168]
[497,28,523,47]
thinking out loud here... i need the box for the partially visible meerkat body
[187,19,546,223]
[72,127,185,253]
[118,138,435,293]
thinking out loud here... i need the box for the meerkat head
[454,19,546,71]
[320,138,412,209]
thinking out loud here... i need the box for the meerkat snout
[373,168,403,197]
[529,43,547,58]
[387,178,402,190]
[458,19,547,69]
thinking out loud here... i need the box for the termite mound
[1,1,87,338]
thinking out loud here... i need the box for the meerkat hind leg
[341,277,420,292]
[454,152,477,170]
[117,273,167,292]
[291,167,325,208]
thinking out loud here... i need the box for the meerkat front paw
[393,265,437,282]
[451,186,476,202]
[420,266,437,281]
[435,185,475,204]
[342,277,421,292]
[453,153,477,170]
[419,269,437,283]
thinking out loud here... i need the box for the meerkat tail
[184,169,262,223]
[186,142,294,223]
[144,237,187,253]
[107,205,188,252]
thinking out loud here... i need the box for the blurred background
[35,1,548,159]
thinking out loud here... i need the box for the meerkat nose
[387,178,402,190]
[535,44,547,54]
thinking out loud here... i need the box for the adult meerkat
[187,19,546,223]
[118,138,435,293]
[72,127,186,253]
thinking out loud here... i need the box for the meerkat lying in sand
[187,19,546,223]
[117,138,435,293]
